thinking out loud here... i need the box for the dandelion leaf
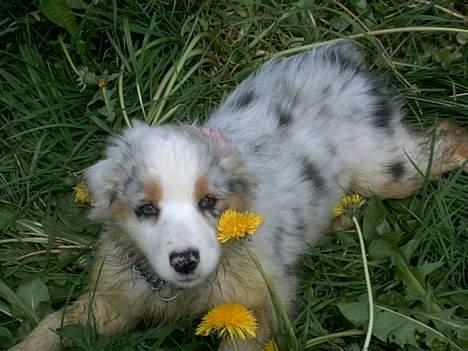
[363,196,387,240]
[338,302,462,349]
[16,278,50,316]
[39,0,80,39]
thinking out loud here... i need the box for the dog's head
[86,121,255,288]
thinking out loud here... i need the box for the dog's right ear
[85,158,116,220]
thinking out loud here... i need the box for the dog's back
[207,43,418,269]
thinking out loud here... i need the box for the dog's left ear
[199,127,229,149]
[198,127,241,158]
[198,126,256,198]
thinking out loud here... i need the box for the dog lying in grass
[12,42,468,351]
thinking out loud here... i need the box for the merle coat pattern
[13,43,468,351]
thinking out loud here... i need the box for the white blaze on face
[121,134,221,288]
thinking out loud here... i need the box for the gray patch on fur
[277,105,293,127]
[366,76,396,131]
[273,227,286,263]
[322,85,331,96]
[317,104,332,118]
[109,191,117,206]
[230,89,256,109]
[321,42,363,73]
[301,158,326,191]
[327,144,337,156]
[227,177,251,193]
[388,161,406,181]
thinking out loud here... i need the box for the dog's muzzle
[169,249,200,274]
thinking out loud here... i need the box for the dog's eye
[135,203,159,218]
[198,196,217,211]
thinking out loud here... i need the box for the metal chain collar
[127,254,182,302]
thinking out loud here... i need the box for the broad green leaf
[338,301,463,350]
[363,196,387,240]
[434,48,452,69]
[56,324,95,345]
[66,0,88,9]
[368,238,393,259]
[336,301,368,327]
[400,238,420,262]
[369,237,442,312]
[0,327,13,348]
[456,33,468,45]
[0,301,12,317]
[0,279,38,325]
[414,309,468,342]
[16,278,50,316]
[415,261,444,281]
[56,324,111,350]
[39,0,79,39]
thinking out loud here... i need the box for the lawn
[0,0,467,350]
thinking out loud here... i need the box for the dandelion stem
[353,216,374,351]
[58,36,80,77]
[304,329,365,349]
[242,242,299,350]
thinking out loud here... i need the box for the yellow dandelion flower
[97,78,106,89]
[217,209,264,243]
[333,194,365,217]
[196,303,257,340]
[263,339,279,351]
[73,182,94,205]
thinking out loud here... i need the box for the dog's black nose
[169,249,200,274]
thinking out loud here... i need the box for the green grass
[1,0,467,350]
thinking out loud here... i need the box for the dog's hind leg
[350,120,468,199]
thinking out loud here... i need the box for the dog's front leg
[11,291,140,351]
[11,242,146,351]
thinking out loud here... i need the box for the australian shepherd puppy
[13,42,468,351]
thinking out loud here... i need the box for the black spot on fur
[322,85,331,96]
[318,104,332,117]
[388,161,406,182]
[284,264,297,277]
[109,191,117,206]
[123,166,137,191]
[302,158,326,191]
[231,89,256,109]
[273,227,286,263]
[323,44,362,74]
[295,219,305,233]
[227,177,250,193]
[373,97,393,129]
[277,105,293,127]
[367,77,395,131]
[253,144,262,153]
[292,208,306,234]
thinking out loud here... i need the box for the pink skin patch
[200,127,229,148]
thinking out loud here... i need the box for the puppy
[12,43,468,351]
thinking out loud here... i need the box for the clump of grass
[1,0,467,350]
